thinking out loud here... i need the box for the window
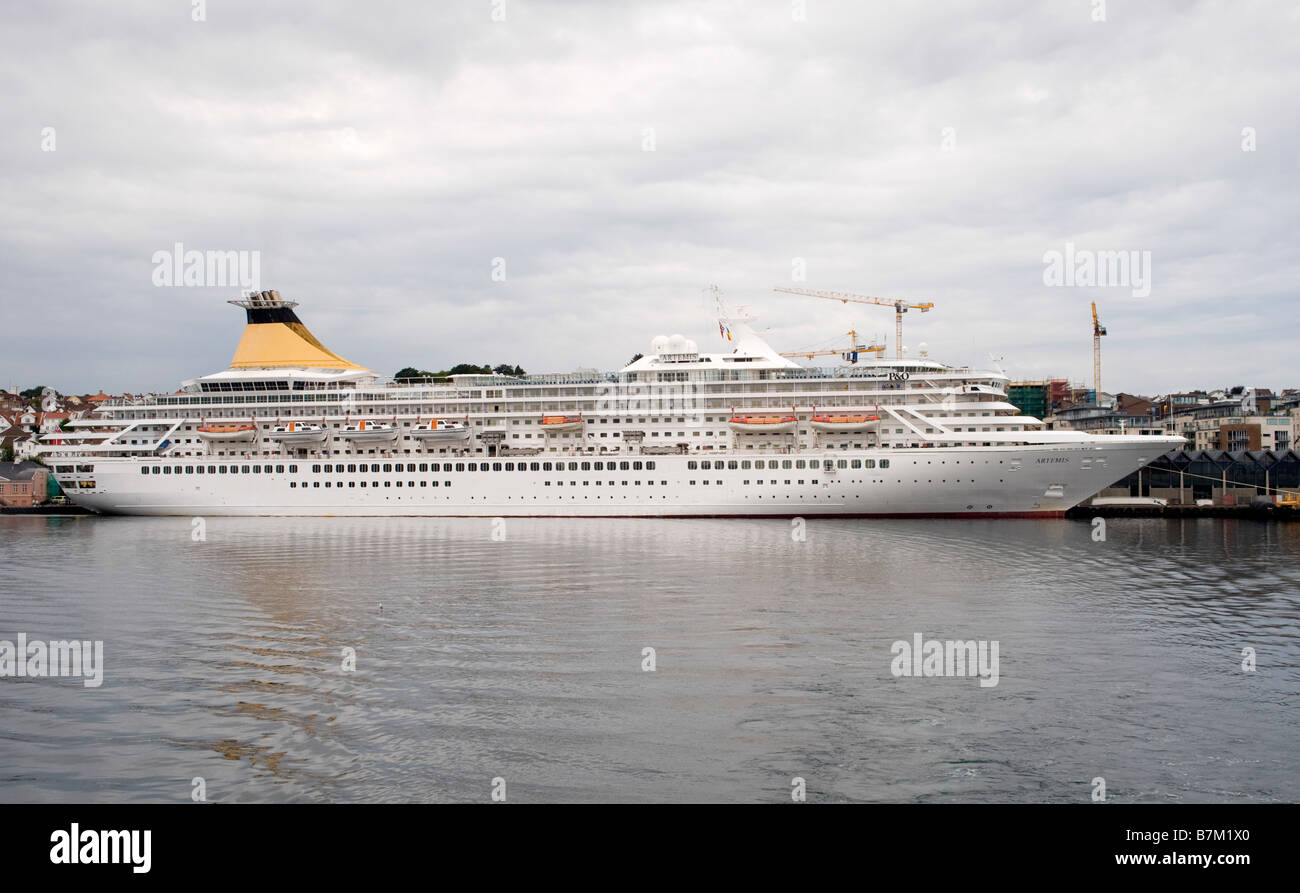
[881,459,890,469]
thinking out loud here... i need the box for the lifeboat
[196,424,257,443]
[338,420,399,444]
[410,419,471,442]
[540,415,584,432]
[268,422,329,445]
[728,415,797,434]
[810,414,881,433]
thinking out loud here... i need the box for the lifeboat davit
[728,415,797,434]
[540,415,584,432]
[338,420,399,444]
[411,419,471,442]
[268,422,329,445]
[196,424,257,443]
[810,414,880,433]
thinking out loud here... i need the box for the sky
[1,0,1296,397]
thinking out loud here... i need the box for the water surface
[1,515,1296,802]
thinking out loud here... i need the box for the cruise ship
[44,290,1183,517]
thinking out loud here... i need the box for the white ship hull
[64,439,1168,518]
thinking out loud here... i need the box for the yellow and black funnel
[227,291,366,371]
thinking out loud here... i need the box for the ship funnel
[224,290,366,371]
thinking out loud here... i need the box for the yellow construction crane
[779,330,886,364]
[773,286,935,359]
[1091,301,1107,402]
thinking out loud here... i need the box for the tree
[0,441,13,463]
[627,353,644,365]
[394,362,527,379]
[19,386,49,402]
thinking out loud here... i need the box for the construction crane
[1091,301,1107,402]
[779,330,886,364]
[773,287,935,359]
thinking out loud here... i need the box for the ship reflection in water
[1,515,1297,803]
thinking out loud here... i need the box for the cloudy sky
[2,0,1296,396]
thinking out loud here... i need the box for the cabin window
[881,459,890,469]
[688,461,698,470]
[140,467,147,475]
[384,464,393,472]
[252,465,261,474]
[312,464,321,473]
[594,462,604,471]
[795,460,806,469]
[162,466,171,474]
[646,462,655,470]
[864,459,876,469]
[782,460,793,469]
[276,465,285,473]
[543,462,553,471]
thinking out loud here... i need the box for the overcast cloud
[1,0,1296,395]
